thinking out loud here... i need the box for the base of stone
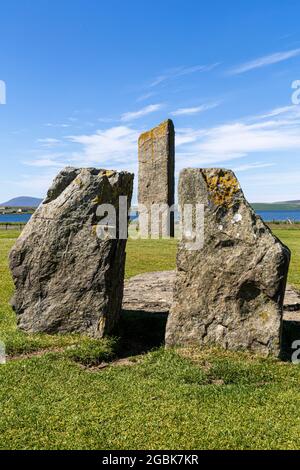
[123,271,300,321]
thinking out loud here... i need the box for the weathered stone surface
[123,271,175,312]
[123,270,298,320]
[165,168,291,357]
[9,167,134,338]
[283,286,300,322]
[138,119,175,238]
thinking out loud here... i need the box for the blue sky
[1,0,300,203]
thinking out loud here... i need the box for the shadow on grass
[281,320,300,361]
[114,309,169,358]
[116,313,300,362]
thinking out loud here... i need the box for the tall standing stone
[9,167,134,338]
[165,168,290,357]
[138,119,175,238]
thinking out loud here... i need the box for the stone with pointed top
[9,167,134,338]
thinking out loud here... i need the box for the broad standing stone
[165,168,290,357]
[9,167,134,338]
[138,119,175,238]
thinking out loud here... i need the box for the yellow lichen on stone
[92,195,101,204]
[203,170,240,208]
[100,170,116,178]
[91,225,98,236]
[139,120,170,161]
[259,311,270,323]
[139,120,170,144]
[74,176,83,189]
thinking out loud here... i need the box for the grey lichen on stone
[9,167,134,338]
[165,168,291,357]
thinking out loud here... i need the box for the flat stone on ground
[123,270,300,321]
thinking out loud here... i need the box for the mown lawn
[0,228,300,450]
[272,228,300,290]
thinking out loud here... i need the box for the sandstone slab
[9,167,133,338]
[165,168,291,357]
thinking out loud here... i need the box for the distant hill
[284,200,300,204]
[0,197,43,207]
[252,201,300,211]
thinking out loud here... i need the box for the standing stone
[165,168,290,357]
[138,119,175,238]
[9,167,134,338]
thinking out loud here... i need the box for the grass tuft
[64,337,118,366]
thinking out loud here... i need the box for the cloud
[228,48,300,75]
[150,63,219,88]
[67,126,139,170]
[253,105,298,120]
[45,123,71,128]
[120,104,163,122]
[239,169,300,202]
[97,117,115,123]
[136,92,157,102]
[175,104,300,168]
[37,138,61,148]
[171,102,221,116]
[24,159,65,168]
[233,162,275,172]
[24,152,67,168]
[5,171,59,197]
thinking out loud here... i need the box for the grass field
[0,228,300,450]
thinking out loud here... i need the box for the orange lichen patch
[203,170,240,208]
[139,120,170,144]
[139,120,171,161]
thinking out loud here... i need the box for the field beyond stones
[1,228,300,450]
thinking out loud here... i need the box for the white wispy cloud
[150,63,219,87]
[120,104,163,122]
[37,138,61,148]
[136,92,157,102]
[23,103,300,201]
[6,171,60,196]
[45,123,71,128]
[233,162,275,172]
[239,169,300,202]
[67,126,139,171]
[175,104,300,168]
[97,117,115,123]
[24,152,67,168]
[228,48,300,75]
[24,158,66,168]
[171,101,221,116]
[253,105,297,120]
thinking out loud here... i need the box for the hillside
[0,197,43,207]
[252,201,300,211]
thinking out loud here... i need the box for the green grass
[125,237,177,278]
[0,228,300,450]
[272,228,300,290]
